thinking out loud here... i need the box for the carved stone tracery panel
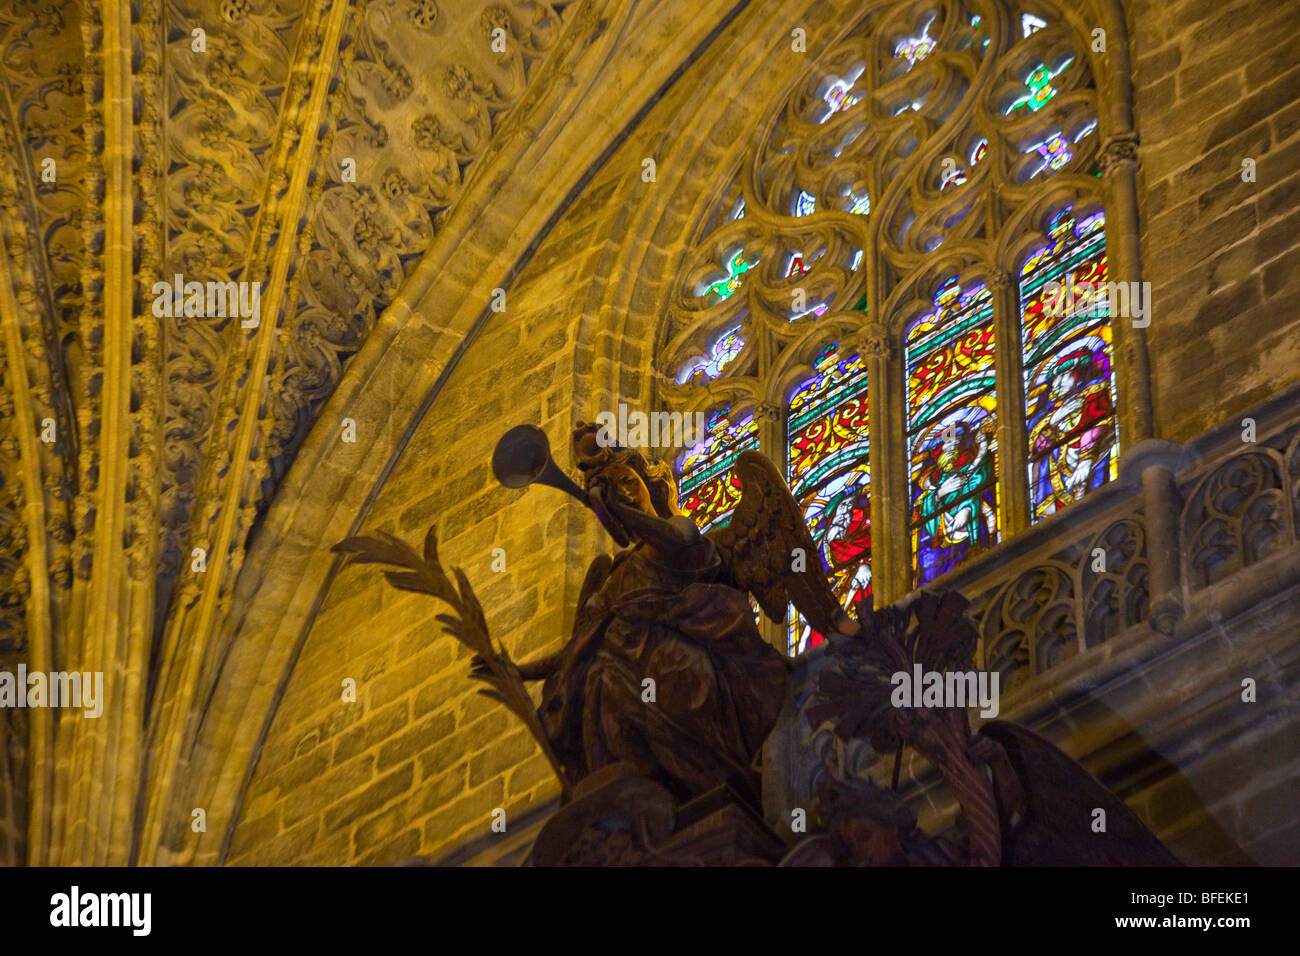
[1181,449,1292,593]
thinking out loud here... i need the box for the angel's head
[571,421,682,519]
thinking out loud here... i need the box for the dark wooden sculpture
[531,425,870,806]
[335,424,841,803]
[334,422,1179,866]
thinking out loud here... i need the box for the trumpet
[491,424,590,505]
[491,424,629,546]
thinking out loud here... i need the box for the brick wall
[1134,0,1300,440]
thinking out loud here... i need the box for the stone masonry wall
[1133,0,1300,440]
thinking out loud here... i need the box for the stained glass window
[1006,56,1073,114]
[821,76,862,119]
[666,2,1133,654]
[906,277,1000,586]
[1020,207,1117,521]
[895,16,937,69]
[786,251,829,319]
[677,407,760,531]
[940,138,989,191]
[1022,120,1095,181]
[704,250,756,301]
[675,325,745,384]
[787,344,871,654]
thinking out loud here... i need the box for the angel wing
[707,450,847,638]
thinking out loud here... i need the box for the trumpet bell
[492,424,550,488]
[491,424,590,506]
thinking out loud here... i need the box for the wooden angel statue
[334,419,858,805]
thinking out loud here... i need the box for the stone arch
[637,0,1149,605]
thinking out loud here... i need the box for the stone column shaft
[1123,439,1187,636]
[990,269,1030,538]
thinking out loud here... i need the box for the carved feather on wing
[708,450,846,639]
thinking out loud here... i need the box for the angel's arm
[592,486,714,566]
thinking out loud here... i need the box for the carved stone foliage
[266,0,574,489]
[158,0,305,587]
[0,0,87,638]
[0,1,96,865]
[0,0,582,864]
[0,372,27,656]
[62,0,578,642]
[0,2,88,361]
[1181,448,1293,592]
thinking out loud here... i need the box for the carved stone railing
[765,382,1300,853]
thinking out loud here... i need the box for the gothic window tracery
[662,1,1129,654]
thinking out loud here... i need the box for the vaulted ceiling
[0,0,766,866]
[5,0,576,643]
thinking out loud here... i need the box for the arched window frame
[657,0,1150,654]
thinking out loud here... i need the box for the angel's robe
[538,538,787,800]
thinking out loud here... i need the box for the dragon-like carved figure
[795,590,1181,866]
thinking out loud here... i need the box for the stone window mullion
[1100,133,1153,450]
[857,324,902,607]
[754,399,788,653]
[991,268,1032,538]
